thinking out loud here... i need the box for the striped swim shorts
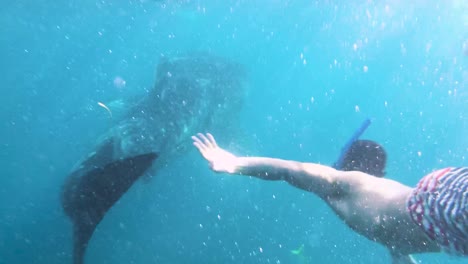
[407,167,468,256]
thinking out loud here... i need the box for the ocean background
[1,0,467,263]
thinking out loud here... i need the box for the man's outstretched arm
[192,133,351,197]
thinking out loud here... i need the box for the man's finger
[193,142,208,156]
[192,136,206,151]
[206,133,218,147]
[197,133,213,148]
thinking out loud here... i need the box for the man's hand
[192,133,238,173]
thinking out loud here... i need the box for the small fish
[97,102,113,118]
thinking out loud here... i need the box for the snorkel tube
[333,118,371,169]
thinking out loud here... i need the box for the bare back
[322,171,439,255]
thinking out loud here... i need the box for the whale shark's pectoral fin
[77,138,116,172]
[71,152,158,264]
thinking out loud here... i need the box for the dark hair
[340,139,387,177]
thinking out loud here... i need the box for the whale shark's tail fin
[73,221,93,264]
[67,152,158,264]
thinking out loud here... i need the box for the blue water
[1,1,467,263]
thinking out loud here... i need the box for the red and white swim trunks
[407,167,468,256]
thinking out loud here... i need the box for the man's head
[340,140,387,177]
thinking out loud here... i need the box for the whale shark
[61,53,246,264]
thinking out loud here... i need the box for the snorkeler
[191,133,467,263]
